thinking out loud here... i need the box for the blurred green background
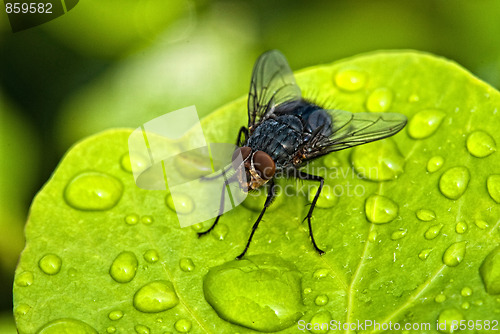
[1,0,500,330]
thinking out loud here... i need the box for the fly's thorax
[232,147,276,190]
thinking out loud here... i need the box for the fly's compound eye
[252,151,276,180]
[232,146,252,170]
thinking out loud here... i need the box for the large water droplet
[352,139,405,181]
[39,254,62,275]
[143,249,159,263]
[427,156,444,173]
[487,174,500,203]
[437,308,464,334]
[109,251,138,283]
[391,229,407,240]
[203,254,304,332]
[466,130,496,158]
[416,209,436,221]
[366,87,393,112]
[174,319,192,333]
[166,193,194,215]
[314,294,329,306]
[408,109,446,139]
[64,172,123,211]
[365,194,398,224]
[15,271,33,287]
[443,242,466,267]
[418,249,432,261]
[308,185,338,208]
[134,324,150,334]
[424,224,443,240]
[309,311,332,334]
[439,167,470,200]
[479,245,500,295]
[133,280,179,313]
[37,318,97,334]
[334,69,366,92]
[108,310,123,321]
[179,258,195,272]
[455,222,467,234]
[461,286,473,297]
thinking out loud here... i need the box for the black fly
[199,50,407,259]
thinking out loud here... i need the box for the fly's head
[232,146,276,191]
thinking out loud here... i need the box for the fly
[198,50,407,259]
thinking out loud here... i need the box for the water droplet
[437,308,464,334]
[242,187,283,212]
[466,130,496,158]
[365,194,398,224]
[334,69,366,92]
[407,109,446,139]
[133,280,179,313]
[352,139,405,181]
[424,224,443,240]
[479,245,500,295]
[455,222,468,234]
[461,287,473,297]
[461,301,470,310]
[143,249,159,263]
[439,167,470,200]
[108,310,123,321]
[37,318,97,334]
[303,287,312,294]
[174,319,192,333]
[313,268,329,279]
[15,271,34,287]
[141,215,154,225]
[212,223,229,240]
[368,230,377,242]
[391,229,407,240]
[121,153,148,174]
[427,156,444,173]
[308,185,338,208]
[134,324,150,334]
[203,255,304,332]
[64,172,123,211]
[179,258,195,272]
[408,93,419,102]
[191,223,204,232]
[366,87,393,112]
[416,209,436,221]
[442,241,466,267]
[475,219,489,230]
[309,311,332,334]
[165,193,194,215]
[125,213,139,225]
[109,251,138,283]
[39,254,62,275]
[68,268,77,277]
[106,327,116,333]
[435,294,446,303]
[314,294,329,306]
[487,174,500,203]
[14,303,30,316]
[418,249,432,261]
[120,153,133,173]
[473,299,483,306]
[323,155,340,168]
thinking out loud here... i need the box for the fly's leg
[236,126,249,146]
[297,170,325,255]
[197,180,227,237]
[236,180,276,260]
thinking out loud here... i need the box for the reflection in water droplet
[461,287,473,297]
[134,324,150,334]
[365,194,398,224]
[143,249,159,263]
[15,271,34,287]
[352,139,405,181]
[427,156,444,173]
[64,172,123,211]
[309,311,332,334]
[108,310,123,321]
[109,251,138,283]
[37,318,97,334]
[39,254,62,275]
[435,294,446,303]
[439,167,470,200]
[165,193,194,215]
[466,130,496,158]
[455,222,468,234]
[141,215,154,225]
[203,255,303,332]
[368,230,377,243]
[479,245,500,295]
[212,223,229,240]
[179,258,195,272]
[313,269,330,279]
[334,69,366,92]
[407,109,446,139]
[133,280,179,313]
[418,249,432,261]
[416,209,436,221]
[125,213,139,225]
[308,185,338,208]
[391,229,407,240]
[314,295,329,306]
[437,309,464,334]
[366,87,393,112]
[474,220,489,230]
[424,224,443,240]
[443,242,466,267]
[487,175,500,203]
[175,319,192,333]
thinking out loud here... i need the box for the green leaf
[14,51,499,333]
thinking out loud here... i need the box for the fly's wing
[303,110,407,160]
[247,50,302,132]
